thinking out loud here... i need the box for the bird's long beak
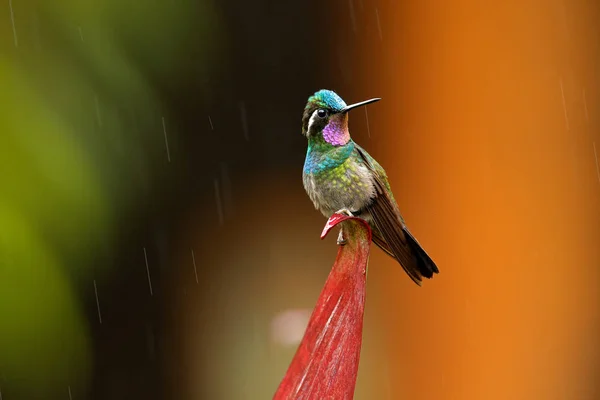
[341,98,381,113]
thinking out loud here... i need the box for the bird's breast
[303,154,376,217]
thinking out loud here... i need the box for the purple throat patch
[322,116,350,146]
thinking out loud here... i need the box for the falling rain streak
[191,249,199,284]
[162,117,171,162]
[593,142,600,184]
[240,102,250,141]
[208,115,214,130]
[559,78,569,131]
[144,247,154,296]
[349,0,357,34]
[9,0,17,47]
[582,88,589,122]
[68,386,72,400]
[214,178,224,225]
[93,280,102,324]
[78,26,84,42]
[375,8,383,40]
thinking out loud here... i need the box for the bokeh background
[1,0,600,399]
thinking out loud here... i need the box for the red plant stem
[274,214,372,400]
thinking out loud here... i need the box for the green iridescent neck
[303,137,354,174]
[307,134,335,152]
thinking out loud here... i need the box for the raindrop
[208,115,214,130]
[375,8,383,41]
[9,0,18,47]
[143,247,154,296]
[582,88,589,122]
[162,116,171,162]
[593,142,600,184]
[559,77,569,131]
[93,280,102,324]
[349,0,357,34]
[191,248,199,284]
[78,26,84,42]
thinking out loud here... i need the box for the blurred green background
[1,1,221,397]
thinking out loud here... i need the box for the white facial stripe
[307,109,321,135]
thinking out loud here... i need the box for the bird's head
[301,89,380,146]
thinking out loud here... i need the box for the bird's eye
[317,109,328,118]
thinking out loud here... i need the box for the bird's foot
[336,228,347,246]
[335,208,354,217]
[334,209,354,245]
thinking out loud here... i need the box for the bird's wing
[371,230,396,259]
[354,144,437,285]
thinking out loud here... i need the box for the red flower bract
[274,213,372,400]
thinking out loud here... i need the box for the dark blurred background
[1,0,600,399]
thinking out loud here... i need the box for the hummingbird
[301,89,439,285]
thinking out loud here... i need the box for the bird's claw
[335,208,354,217]
[336,229,347,246]
[333,209,353,245]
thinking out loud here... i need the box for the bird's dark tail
[402,227,439,280]
[370,223,439,285]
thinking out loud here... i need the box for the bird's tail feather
[402,227,439,279]
[371,223,438,285]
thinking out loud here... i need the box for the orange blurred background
[352,0,600,398]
